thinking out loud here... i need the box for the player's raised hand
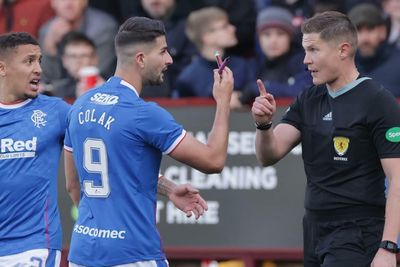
[168,184,208,220]
[212,66,234,104]
[251,79,276,124]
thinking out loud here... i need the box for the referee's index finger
[257,79,267,96]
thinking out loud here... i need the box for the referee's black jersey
[281,77,400,211]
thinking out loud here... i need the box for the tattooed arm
[158,174,208,219]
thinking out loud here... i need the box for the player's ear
[135,52,145,69]
[339,42,352,59]
[0,60,6,77]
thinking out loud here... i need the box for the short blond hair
[185,7,228,50]
[302,11,358,57]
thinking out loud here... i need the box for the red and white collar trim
[0,99,32,109]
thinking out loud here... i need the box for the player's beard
[145,77,163,86]
[144,70,165,86]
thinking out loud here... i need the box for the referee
[252,11,400,266]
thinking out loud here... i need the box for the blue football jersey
[64,77,186,266]
[0,95,70,256]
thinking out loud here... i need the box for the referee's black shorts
[303,207,384,267]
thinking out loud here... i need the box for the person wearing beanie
[237,6,312,107]
[256,6,295,37]
[175,7,252,102]
[349,3,400,96]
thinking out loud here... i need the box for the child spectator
[43,31,103,99]
[238,6,312,107]
[39,0,118,83]
[176,7,251,101]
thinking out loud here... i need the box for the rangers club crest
[333,136,350,156]
[31,110,47,128]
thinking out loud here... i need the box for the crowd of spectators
[1,0,400,105]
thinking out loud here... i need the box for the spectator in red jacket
[0,0,54,37]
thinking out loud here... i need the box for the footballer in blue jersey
[64,17,233,266]
[65,77,186,265]
[0,32,70,266]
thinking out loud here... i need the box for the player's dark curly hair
[0,32,38,58]
[115,16,166,51]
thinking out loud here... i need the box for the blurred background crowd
[2,0,400,108]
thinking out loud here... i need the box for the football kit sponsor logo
[0,137,37,160]
[73,224,126,239]
[333,136,349,161]
[386,127,400,142]
[90,93,119,105]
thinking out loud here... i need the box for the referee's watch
[255,121,272,131]
[379,240,399,254]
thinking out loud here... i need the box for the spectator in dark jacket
[131,0,198,97]
[349,3,400,96]
[238,6,312,107]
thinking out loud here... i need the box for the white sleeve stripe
[64,145,73,152]
[163,129,186,155]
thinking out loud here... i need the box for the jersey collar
[328,77,371,98]
[107,76,139,97]
[120,79,139,97]
[0,99,32,109]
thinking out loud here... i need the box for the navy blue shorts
[303,215,384,267]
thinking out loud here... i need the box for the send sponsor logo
[90,93,119,105]
[386,127,400,142]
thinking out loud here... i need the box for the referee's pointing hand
[251,79,276,125]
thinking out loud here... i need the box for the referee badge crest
[31,110,47,128]
[333,136,349,156]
